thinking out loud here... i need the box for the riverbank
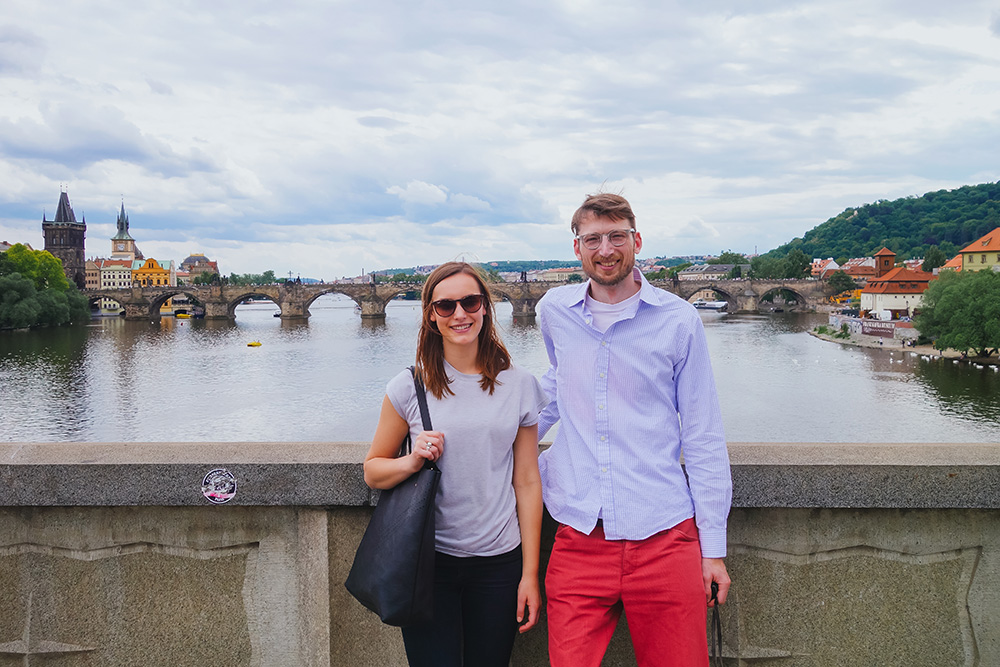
[809,329,1000,365]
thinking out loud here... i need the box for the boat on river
[692,299,728,311]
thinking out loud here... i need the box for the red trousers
[545,518,708,667]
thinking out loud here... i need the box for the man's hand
[702,558,730,607]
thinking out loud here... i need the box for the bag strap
[710,582,724,667]
[410,366,433,432]
[406,367,438,470]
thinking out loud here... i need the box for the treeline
[766,182,1000,262]
[0,245,90,329]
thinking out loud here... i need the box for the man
[537,193,732,667]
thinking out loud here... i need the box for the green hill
[766,181,1000,262]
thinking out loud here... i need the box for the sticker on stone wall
[202,468,237,504]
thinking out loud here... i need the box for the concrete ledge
[2,441,998,508]
[3,441,999,666]
[729,443,1000,509]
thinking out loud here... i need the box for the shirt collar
[570,267,659,311]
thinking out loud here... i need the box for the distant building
[110,203,143,261]
[93,258,135,313]
[860,248,936,318]
[41,191,87,288]
[840,257,878,284]
[676,264,748,280]
[0,241,14,253]
[133,258,175,287]
[957,227,1000,272]
[939,255,963,272]
[179,253,219,284]
[537,267,585,281]
[85,260,100,289]
[811,258,840,279]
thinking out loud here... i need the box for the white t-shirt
[386,361,549,557]
[585,288,641,333]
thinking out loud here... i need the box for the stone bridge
[86,279,836,322]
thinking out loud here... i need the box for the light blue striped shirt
[537,269,732,557]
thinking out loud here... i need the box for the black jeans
[401,545,522,667]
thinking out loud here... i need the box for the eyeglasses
[575,229,635,250]
[431,294,485,317]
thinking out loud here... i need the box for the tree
[782,249,812,279]
[915,270,1000,357]
[0,273,41,329]
[0,244,69,291]
[749,256,783,279]
[0,244,90,329]
[921,246,947,273]
[827,270,857,294]
[707,252,748,265]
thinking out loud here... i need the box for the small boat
[692,299,728,311]
[176,313,191,319]
[247,341,262,347]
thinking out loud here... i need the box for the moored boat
[692,298,728,311]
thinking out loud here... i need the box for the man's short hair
[570,193,636,234]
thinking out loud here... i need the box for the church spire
[112,200,135,241]
[117,201,129,235]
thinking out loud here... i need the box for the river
[2,297,999,443]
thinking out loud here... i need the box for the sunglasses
[431,294,486,317]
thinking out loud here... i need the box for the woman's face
[429,272,485,349]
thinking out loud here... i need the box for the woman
[364,261,548,667]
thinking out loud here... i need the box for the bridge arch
[299,285,411,318]
[754,285,810,311]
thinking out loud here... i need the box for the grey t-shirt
[387,361,548,557]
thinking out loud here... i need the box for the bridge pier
[202,302,232,320]
[508,298,538,322]
[277,300,310,320]
[358,298,387,320]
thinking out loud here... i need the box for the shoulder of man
[538,282,585,309]
[639,278,697,312]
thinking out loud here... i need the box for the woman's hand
[515,575,541,633]
[412,430,444,464]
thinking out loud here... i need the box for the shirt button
[602,467,608,473]
[598,404,604,410]
[600,435,606,441]
[599,372,605,378]
[601,341,608,347]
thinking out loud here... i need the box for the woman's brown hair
[416,262,511,399]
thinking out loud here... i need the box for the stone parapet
[1,442,998,666]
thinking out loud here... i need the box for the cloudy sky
[1,1,999,279]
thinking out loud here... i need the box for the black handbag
[345,368,440,626]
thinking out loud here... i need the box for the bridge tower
[42,190,87,289]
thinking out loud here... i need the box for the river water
[2,296,999,444]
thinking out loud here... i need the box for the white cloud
[1,0,999,278]
[386,181,449,205]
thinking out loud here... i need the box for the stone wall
[1,442,997,666]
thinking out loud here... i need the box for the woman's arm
[363,395,443,490]
[511,423,542,632]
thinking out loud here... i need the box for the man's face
[574,213,642,287]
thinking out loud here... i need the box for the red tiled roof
[941,255,962,271]
[861,266,936,294]
[958,227,1000,254]
[843,264,878,277]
